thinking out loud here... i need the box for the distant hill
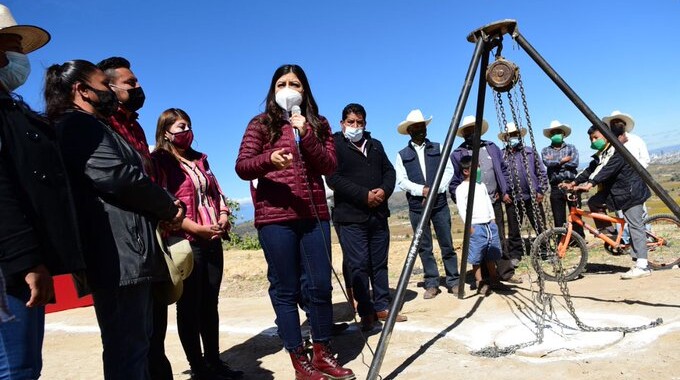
[650,144,680,164]
[649,144,680,156]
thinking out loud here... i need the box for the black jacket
[0,93,85,288]
[575,148,650,211]
[328,132,395,223]
[56,110,178,290]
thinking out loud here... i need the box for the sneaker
[620,266,651,280]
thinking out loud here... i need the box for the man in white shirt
[603,111,650,168]
[603,110,651,244]
[395,109,459,299]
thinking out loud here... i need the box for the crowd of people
[0,4,654,380]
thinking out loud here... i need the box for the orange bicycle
[531,190,680,281]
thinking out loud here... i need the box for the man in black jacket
[328,103,405,331]
[565,125,651,279]
[0,7,86,378]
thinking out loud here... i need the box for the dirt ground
[43,239,680,380]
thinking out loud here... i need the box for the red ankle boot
[311,342,356,380]
[290,346,329,380]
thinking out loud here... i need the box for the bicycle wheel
[643,214,680,269]
[531,227,588,281]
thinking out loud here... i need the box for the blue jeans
[0,285,44,380]
[258,220,333,351]
[337,215,390,317]
[468,222,502,265]
[92,283,153,380]
[409,206,460,289]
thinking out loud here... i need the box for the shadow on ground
[217,328,281,380]
[381,297,485,380]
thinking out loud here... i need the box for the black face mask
[123,86,146,112]
[85,85,118,118]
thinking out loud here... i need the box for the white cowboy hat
[456,115,489,137]
[602,110,635,132]
[155,229,194,305]
[497,122,527,141]
[0,5,50,54]
[397,109,432,135]
[543,120,572,139]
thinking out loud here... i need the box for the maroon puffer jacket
[235,114,336,228]
[152,149,229,241]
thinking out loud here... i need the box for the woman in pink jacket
[235,65,354,380]
[152,108,242,380]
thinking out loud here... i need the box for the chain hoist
[473,42,662,359]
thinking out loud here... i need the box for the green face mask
[590,138,606,151]
[475,167,483,184]
[550,133,563,145]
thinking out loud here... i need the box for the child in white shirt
[455,156,503,295]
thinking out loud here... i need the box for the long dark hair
[153,107,199,160]
[44,60,99,121]
[262,64,328,143]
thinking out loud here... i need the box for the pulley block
[486,57,519,93]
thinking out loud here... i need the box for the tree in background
[224,199,261,250]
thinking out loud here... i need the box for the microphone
[291,105,302,146]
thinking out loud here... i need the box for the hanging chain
[473,67,662,359]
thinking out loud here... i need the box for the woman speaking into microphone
[236,64,354,380]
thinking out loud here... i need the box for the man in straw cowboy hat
[602,111,649,169]
[499,122,547,268]
[395,109,460,298]
[449,115,522,284]
[541,120,585,238]
[0,4,86,378]
[602,110,651,246]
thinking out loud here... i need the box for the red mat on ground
[45,274,93,313]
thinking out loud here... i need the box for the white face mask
[343,126,364,142]
[274,87,302,112]
[0,52,31,92]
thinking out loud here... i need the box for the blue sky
[8,1,680,221]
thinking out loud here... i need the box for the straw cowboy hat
[497,122,527,141]
[155,229,194,305]
[0,5,50,54]
[397,109,432,135]
[456,115,489,137]
[543,120,572,138]
[602,110,635,132]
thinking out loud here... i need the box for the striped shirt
[541,143,580,186]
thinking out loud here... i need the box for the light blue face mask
[0,52,31,92]
[343,126,364,142]
[508,137,521,148]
